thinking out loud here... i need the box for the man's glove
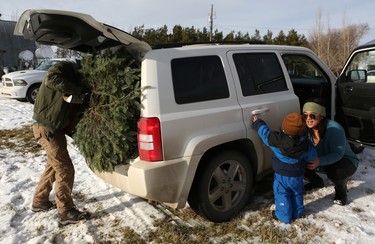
[63,93,90,104]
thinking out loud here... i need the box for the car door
[228,50,300,173]
[336,44,375,148]
[14,9,151,59]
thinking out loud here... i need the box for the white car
[1,58,67,104]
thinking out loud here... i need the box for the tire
[349,143,364,154]
[188,150,253,222]
[16,98,27,102]
[26,84,40,104]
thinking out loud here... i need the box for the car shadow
[245,169,372,215]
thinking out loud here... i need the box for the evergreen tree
[210,29,223,42]
[171,25,183,42]
[73,48,142,172]
[181,26,198,42]
[251,29,262,41]
[224,31,235,41]
[131,25,145,40]
[262,30,274,44]
[286,29,308,46]
[273,30,287,44]
[197,27,210,42]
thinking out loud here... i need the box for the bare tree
[309,10,325,58]
[308,11,369,75]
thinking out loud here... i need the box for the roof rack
[152,40,264,49]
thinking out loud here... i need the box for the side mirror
[347,69,367,83]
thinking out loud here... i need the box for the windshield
[36,60,62,71]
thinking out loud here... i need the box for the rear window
[233,53,287,96]
[171,56,229,104]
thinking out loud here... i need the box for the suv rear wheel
[188,150,253,222]
[26,84,40,104]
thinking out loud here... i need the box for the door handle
[345,86,354,92]
[251,108,270,115]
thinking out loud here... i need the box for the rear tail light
[137,117,163,161]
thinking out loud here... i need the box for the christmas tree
[73,48,142,172]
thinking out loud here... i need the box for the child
[252,112,318,224]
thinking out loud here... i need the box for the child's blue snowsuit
[253,119,317,224]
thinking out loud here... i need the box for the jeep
[14,9,375,222]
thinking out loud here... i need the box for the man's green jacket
[33,61,85,134]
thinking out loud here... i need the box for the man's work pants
[32,124,75,214]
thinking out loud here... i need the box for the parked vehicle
[14,9,375,222]
[336,41,375,153]
[1,58,70,104]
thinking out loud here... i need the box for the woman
[303,100,359,205]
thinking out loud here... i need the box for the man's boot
[332,179,348,205]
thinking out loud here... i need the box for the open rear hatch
[14,9,151,59]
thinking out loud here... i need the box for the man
[31,60,90,225]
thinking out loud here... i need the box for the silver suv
[15,9,375,222]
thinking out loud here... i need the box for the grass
[0,125,42,154]
[142,204,325,243]
[1,126,326,243]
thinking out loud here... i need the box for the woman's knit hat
[282,112,305,136]
[302,102,326,117]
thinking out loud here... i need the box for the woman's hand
[307,157,320,170]
[251,114,258,122]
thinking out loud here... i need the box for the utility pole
[208,4,214,41]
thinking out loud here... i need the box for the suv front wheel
[188,150,253,222]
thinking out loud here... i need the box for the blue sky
[1,0,374,44]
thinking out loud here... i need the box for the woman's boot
[332,179,348,205]
[304,169,324,191]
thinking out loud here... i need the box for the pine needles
[73,49,142,172]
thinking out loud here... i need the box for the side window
[341,50,375,83]
[282,55,329,84]
[171,56,229,104]
[233,53,287,96]
[282,54,331,113]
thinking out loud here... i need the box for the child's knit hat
[282,112,305,136]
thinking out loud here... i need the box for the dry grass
[0,125,42,154]
[143,204,325,243]
[143,178,325,243]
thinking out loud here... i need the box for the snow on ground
[0,97,164,243]
[0,96,375,243]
